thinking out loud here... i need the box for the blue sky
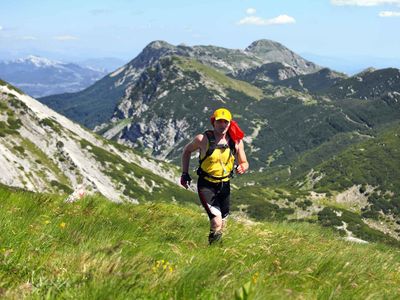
[1,0,400,72]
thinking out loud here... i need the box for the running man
[181,108,249,245]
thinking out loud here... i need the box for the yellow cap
[212,108,232,122]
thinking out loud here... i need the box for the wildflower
[252,272,259,284]
[44,220,51,225]
[153,259,175,274]
[59,222,66,229]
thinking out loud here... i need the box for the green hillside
[241,131,369,187]
[314,122,400,194]
[326,68,400,100]
[1,186,400,299]
[39,75,126,128]
[228,122,400,244]
[174,56,263,100]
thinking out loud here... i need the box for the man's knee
[211,215,222,231]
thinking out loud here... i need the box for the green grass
[79,138,191,202]
[173,56,264,100]
[1,186,400,299]
[38,118,62,134]
[315,122,400,194]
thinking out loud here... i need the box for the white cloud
[54,35,78,41]
[0,25,3,31]
[269,15,296,24]
[246,8,257,15]
[238,14,295,26]
[379,10,400,15]
[331,0,400,6]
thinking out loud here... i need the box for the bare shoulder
[194,133,206,143]
[184,133,206,152]
[236,139,245,151]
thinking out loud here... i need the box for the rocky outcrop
[0,81,183,202]
[245,39,321,74]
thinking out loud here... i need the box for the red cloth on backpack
[228,120,244,143]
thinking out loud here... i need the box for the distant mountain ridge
[39,39,400,172]
[0,79,190,202]
[271,68,348,93]
[39,39,320,128]
[0,56,107,97]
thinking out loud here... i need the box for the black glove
[180,172,192,189]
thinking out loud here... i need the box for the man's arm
[181,134,203,173]
[235,140,249,175]
[181,134,203,188]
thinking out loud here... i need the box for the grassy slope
[174,56,264,100]
[1,186,400,299]
[235,131,370,188]
[315,121,400,194]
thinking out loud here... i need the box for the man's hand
[180,172,192,189]
[235,163,248,175]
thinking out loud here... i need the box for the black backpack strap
[199,130,216,165]
[227,133,237,156]
[197,130,237,181]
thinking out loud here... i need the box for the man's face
[213,119,230,135]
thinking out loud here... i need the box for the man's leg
[208,207,223,245]
[209,181,230,244]
[197,179,226,245]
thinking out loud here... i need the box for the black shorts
[197,177,230,220]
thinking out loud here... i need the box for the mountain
[39,41,400,173]
[230,120,400,241]
[4,39,400,246]
[312,121,400,194]
[270,68,348,93]
[102,56,263,161]
[234,62,303,83]
[103,58,400,168]
[0,79,191,203]
[325,67,400,100]
[274,66,400,100]
[244,40,321,74]
[0,56,107,97]
[39,39,320,129]
[301,52,400,75]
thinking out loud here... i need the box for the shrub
[50,180,73,194]
[13,146,25,155]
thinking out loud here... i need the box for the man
[181,108,249,245]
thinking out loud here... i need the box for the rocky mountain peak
[145,40,175,50]
[243,39,321,74]
[245,39,286,53]
[13,55,61,68]
[318,68,346,79]
[355,67,377,77]
[126,40,178,70]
